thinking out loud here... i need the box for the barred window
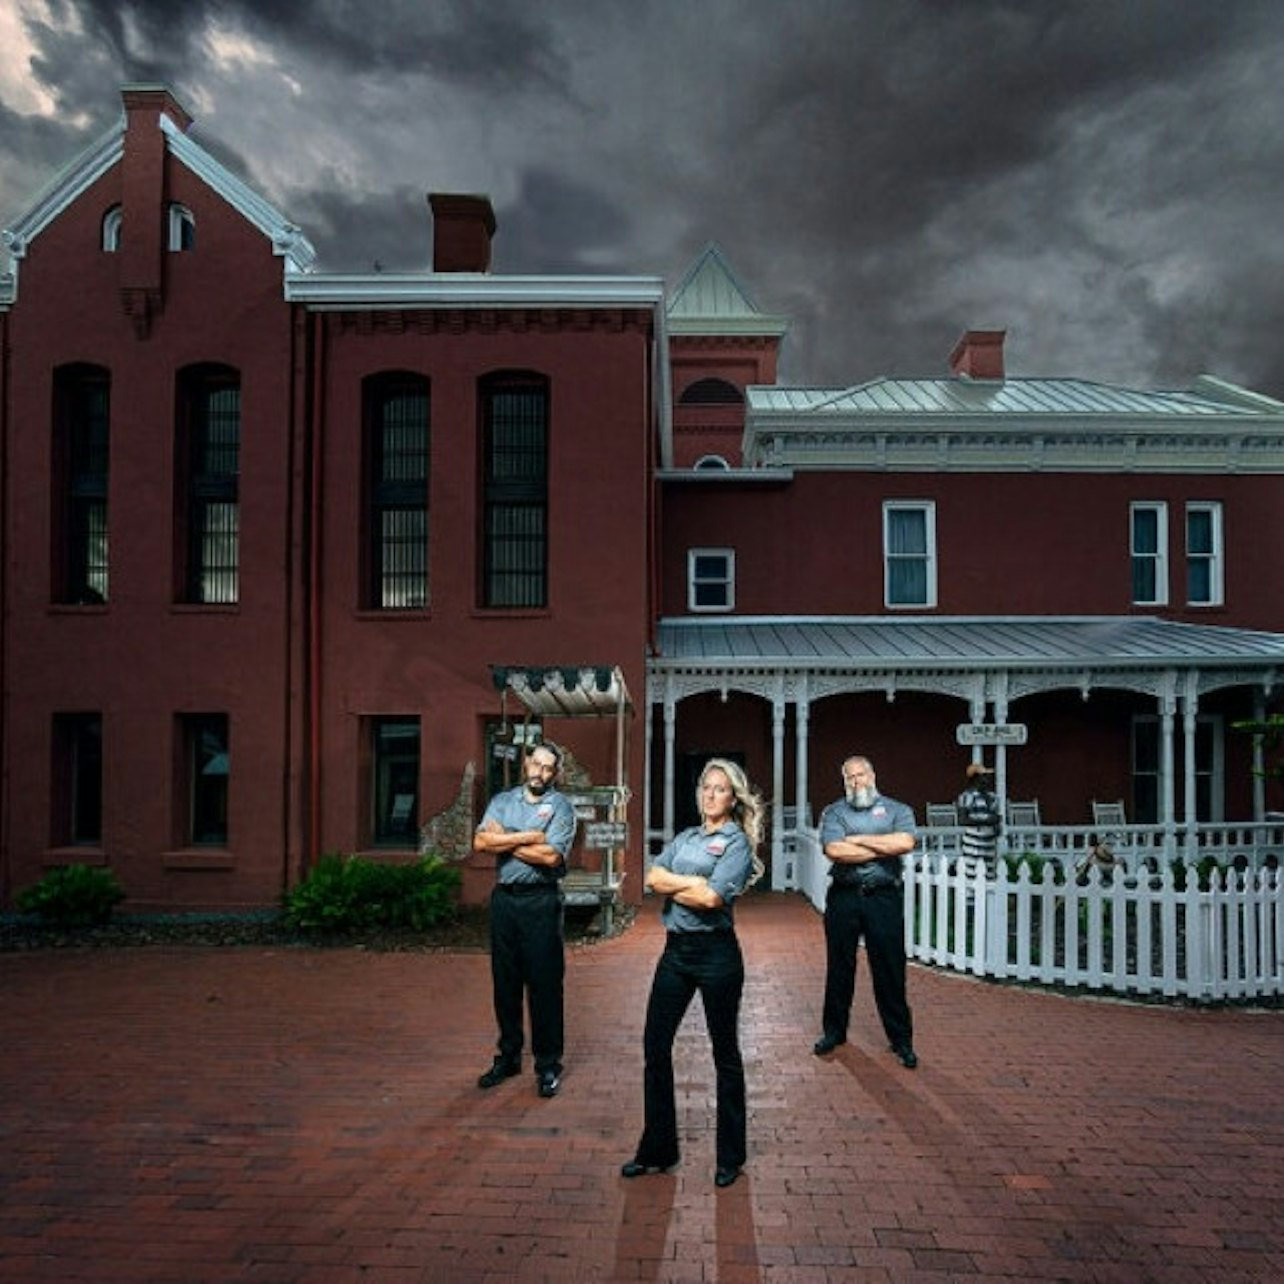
[363,375,429,609]
[481,375,548,609]
[177,367,240,604]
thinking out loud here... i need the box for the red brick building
[3,86,1282,912]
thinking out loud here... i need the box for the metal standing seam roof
[652,617,1284,670]
[746,378,1281,420]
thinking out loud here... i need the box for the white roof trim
[286,273,664,308]
[2,123,125,260]
[158,114,315,273]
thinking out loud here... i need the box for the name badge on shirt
[536,804,553,820]
[872,805,888,820]
[706,838,727,856]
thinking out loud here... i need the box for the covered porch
[646,616,1284,889]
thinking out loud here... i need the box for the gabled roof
[653,616,1284,673]
[1,103,315,287]
[667,243,788,337]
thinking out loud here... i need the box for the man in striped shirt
[956,762,1001,875]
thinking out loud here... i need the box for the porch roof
[492,665,632,717]
[651,616,1284,673]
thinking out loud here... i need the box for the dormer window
[168,204,195,251]
[101,205,122,252]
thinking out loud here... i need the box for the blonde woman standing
[622,758,763,1188]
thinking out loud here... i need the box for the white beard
[846,785,876,809]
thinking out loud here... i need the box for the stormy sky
[3,0,1284,394]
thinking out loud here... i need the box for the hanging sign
[956,723,1028,746]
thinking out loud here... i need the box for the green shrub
[17,863,125,927]
[284,852,461,935]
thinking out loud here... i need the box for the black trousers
[821,883,913,1050]
[489,884,564,1075]
[634,931,746,1172]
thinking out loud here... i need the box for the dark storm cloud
[6,0,1284,396]
[57,0,572,94]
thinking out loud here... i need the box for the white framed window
[1186,501,1223,606]
[883,501,936,608]
[694,454,731,471]
[168,204,195,251]
[1130,501,1168,606]
[101,205,122,252]
[688,547,735,612]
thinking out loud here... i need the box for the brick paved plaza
[2,893,1281,1282]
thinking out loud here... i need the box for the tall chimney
[428,193,496,272]
[948,329,1006,380]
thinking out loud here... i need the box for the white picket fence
[791,831,1284,1002]
[906,854,1283,1001]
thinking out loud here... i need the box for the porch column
[1160,689,1177,850]
[1253,690,1267,821]
[662,693,677,845]
[990,679,1009,809]
[1182,679,1199,859]
[795,691,810,834]
[771,690,786,887]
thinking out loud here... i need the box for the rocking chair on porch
[1006,800,1042,829]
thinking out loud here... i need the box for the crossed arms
[645,862,725,911]
[823,830,915,865]
[474,818,565,869]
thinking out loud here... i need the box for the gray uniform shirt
[818,794,917,889]
[654,820,753,933]
[478,786,576,886]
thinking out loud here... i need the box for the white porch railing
[791,824,1284,1002]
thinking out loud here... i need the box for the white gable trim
[158,114,315,273]
[2,123,125,261]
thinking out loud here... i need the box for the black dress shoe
[892,1045,918,1069]
[537,1070,561,1098]
[621,1160,672,1178]
[812,1033,846,1056]
[714,1166,741,1188]
[477,1058,521,1089]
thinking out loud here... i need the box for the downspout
[282,302,311,897]
[307,310,326,874]
[0,304,10,905]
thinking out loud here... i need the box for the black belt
[830,880,899,896]
[495,882,558,895]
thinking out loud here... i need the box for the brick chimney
[118,85,193,336]
[428,193,496,272]
[948,329,1006,380]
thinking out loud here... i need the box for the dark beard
[526,779,548,797]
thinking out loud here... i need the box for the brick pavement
[1,892,1281,1283]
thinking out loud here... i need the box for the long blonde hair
[699,758,765,887]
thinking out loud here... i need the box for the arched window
[101,205,122,252]
[679,377,742,406]
[168,204,196,251]
[694,454,731,471]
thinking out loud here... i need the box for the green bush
[17,863,125,927]
[284,852,461,935]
